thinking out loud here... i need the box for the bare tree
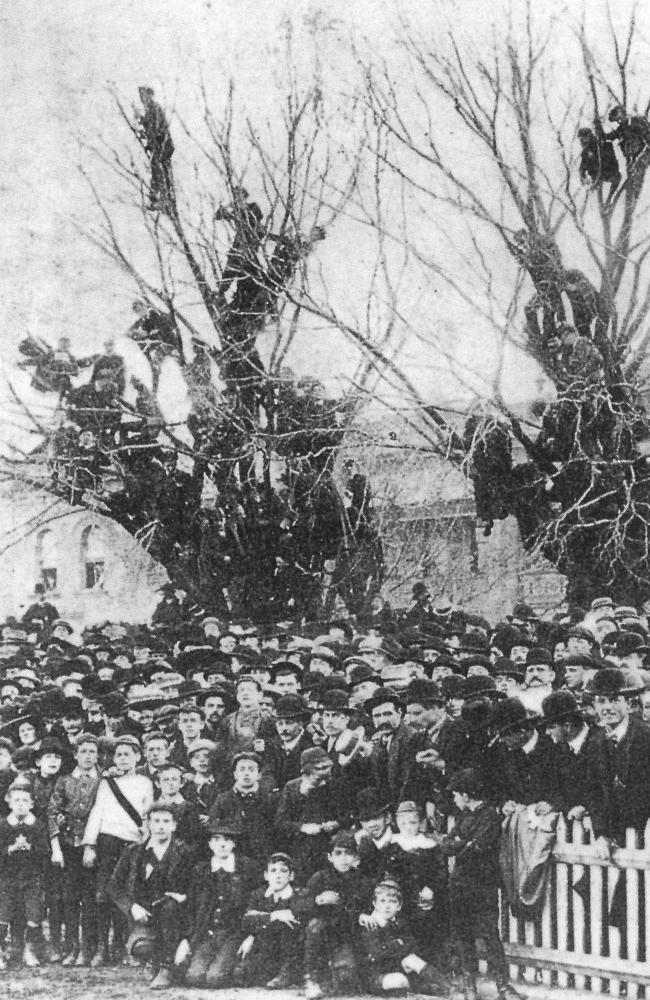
[361,0,650,605]
[3,62,398,621]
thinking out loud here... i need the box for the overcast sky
[2,0,649,438]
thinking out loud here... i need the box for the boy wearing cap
[435,769,518,1000]
[82,735,154,966]
[178,817,257,987]
[235,852,304,988]
[0,778,50,969]
[31,737,64,961]
[110,801,193,990]
[302,830,372,998]
[391,800,449,959]
[355,788,395,879]
[184,739,219,826]
[276,747,348,882]
[48,732,101,966]
[358,877,449,996]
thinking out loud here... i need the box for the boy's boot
[0,924,9,972]
[303,975,324,1000]
[23,925,42,968]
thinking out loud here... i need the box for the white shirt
[264,884,293,902]
[211,854,236,874]
[83,772,154,845]
[607,717,630,744]
[567,724,590,755]
[522,730,539,755]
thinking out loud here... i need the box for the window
[36,529,58,591]
[81,525,106,590]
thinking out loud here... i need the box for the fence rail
[500,816,650,996]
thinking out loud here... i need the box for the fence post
[556,815,569,989]
[626,827,640,1000]
[572,818,587,992]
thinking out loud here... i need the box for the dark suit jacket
[187,854,258,947]
[262,732,315,791]
[369,722,421,807]
[491,733,563,808]
[109,836,193,915]
[593,715,650,840]
[209,787,278,864]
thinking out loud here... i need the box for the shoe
[75,952,92,967]
[0,950,6,972]
[91,946,109,968]
[49,949,62,963]
[150,967,174,990]
[267,966,295,989]
[23,942,41,968]
[62,951,79,967]
[304,976,324,999]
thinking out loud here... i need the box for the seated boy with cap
[234,852,305,989]
[302,829,373,998]
[358,877,449,995]
[110,800,193,989]
[177,816,257,987]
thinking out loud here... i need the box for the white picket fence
[500,816,650,995]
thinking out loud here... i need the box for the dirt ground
[2,965,489,1000]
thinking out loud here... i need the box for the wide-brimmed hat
[208,816,244,838]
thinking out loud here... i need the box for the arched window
[81,525,106,590]
[36,529,58,591]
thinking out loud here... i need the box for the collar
[358,826,393,850]
[211,854,236,873]
[608,717,630,744]
[265,884,293,901]
[72,766,99,780]
[521,730,539,755]
[8,812,36,827]
[234,785,259,798]
[567,724,590,755]
[145,838,172,860]
[280,733,303,752]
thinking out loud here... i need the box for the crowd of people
[1,581,649,998]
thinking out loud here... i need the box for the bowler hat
[493,658,525,682]
[208,816,243,838]
[275,694,310,720]
[405,678,444,706]
[364,690,404,715]
[525,647,553,667]
[610,631,649,656]
[448,767,486,798]
[34,736,63,758]
[541,690,582,726]
[488,697,538,738]
[463,675,503,701]
[588,667,643,698]
[300,746,332,770]
[356,786,390,821]
[319,689,353,714]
